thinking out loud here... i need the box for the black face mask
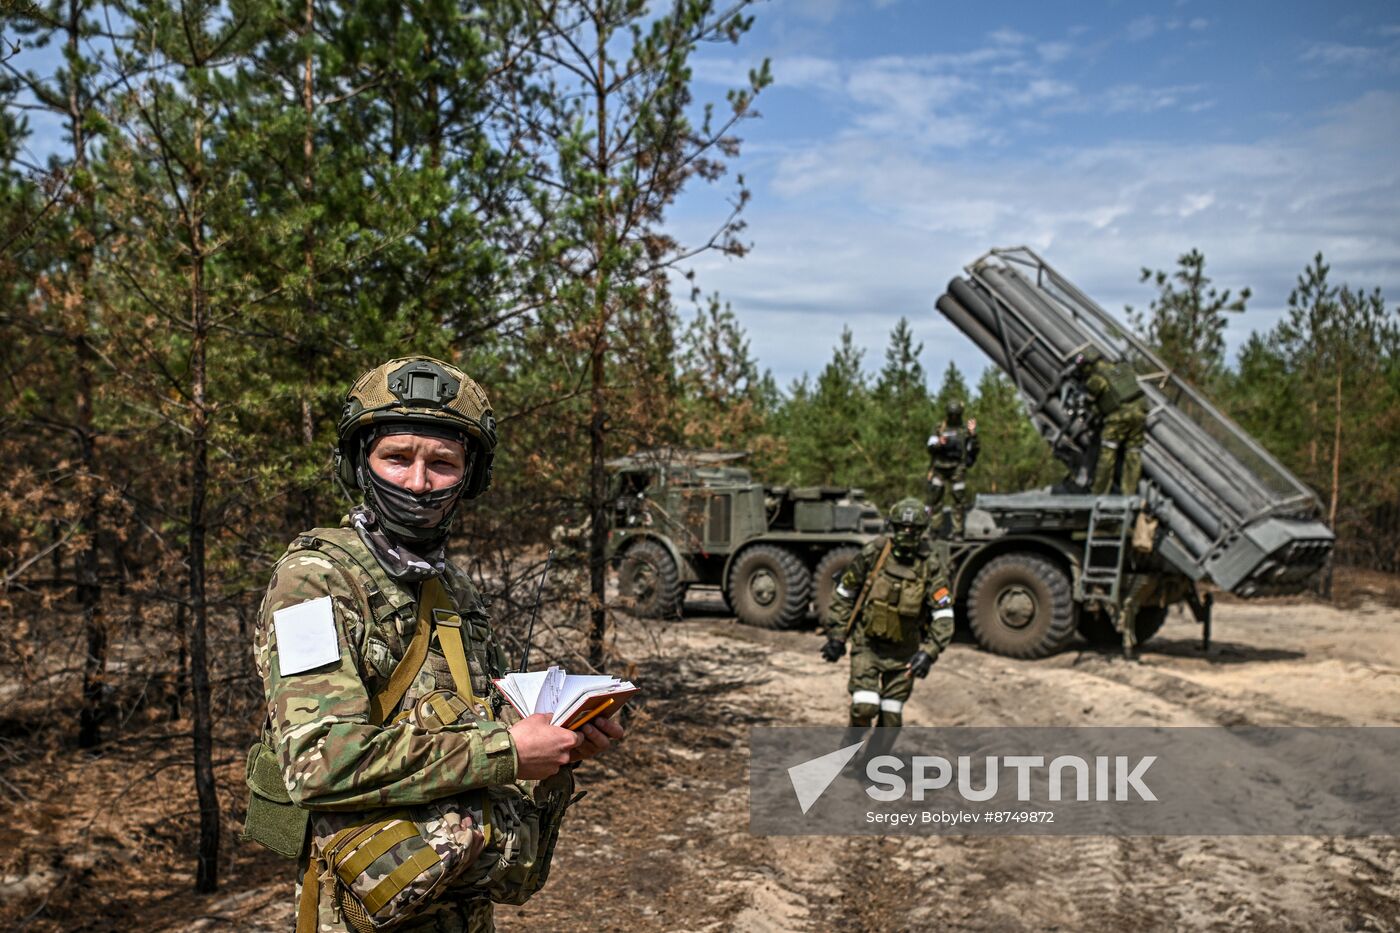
[356,429,470,545]
[892,525,924,558]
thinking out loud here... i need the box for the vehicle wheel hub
[750,569,778,606]
[996,585,1036,629]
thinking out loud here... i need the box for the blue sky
[674,0,1400,390]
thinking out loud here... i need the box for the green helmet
[888,496,930,553]
[946,400,965,423]
[1072,345,1103,372]
[335,356,497,499]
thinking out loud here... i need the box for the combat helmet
[888,496,930,554]
[945,399,965,424]
[1071,344,1104,372]
[335,356,497,499]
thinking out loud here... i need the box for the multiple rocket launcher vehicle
[935,247,1334,603]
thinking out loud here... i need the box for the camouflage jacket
[253,519,519,812]
[823,536,956,658]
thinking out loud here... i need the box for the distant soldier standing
[926,400,980,536]
[819,498,955,728]
[1073,348,1148,495]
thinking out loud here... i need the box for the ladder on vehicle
[1081,498,1134,610]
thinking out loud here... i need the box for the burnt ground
[2,574,1398,932]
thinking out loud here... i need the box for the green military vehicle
[933,247,1334,658]
[607,449,883,629]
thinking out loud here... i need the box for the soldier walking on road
[926,400,980,536]
[819,498,955,729]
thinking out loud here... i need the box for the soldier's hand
[509,713,584,780]
[908,650,934,679]
[570,715,624,763]
[820,638,846,663]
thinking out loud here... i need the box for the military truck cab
[606,450,882,629]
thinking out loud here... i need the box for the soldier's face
[368,434,467,494]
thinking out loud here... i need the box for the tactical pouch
[305,692,569,931]
[863,563,926,643]
[241,741,310,859]
[475,769,575,906]
[864,575,904,642]
[313,796,487,933]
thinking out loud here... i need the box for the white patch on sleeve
[273,596,341,676]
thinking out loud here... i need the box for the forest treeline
[759,248,1399,577]
[0,0,1396,903]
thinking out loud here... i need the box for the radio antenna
[518,549,554,673]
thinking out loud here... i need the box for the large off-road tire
[617,539,684,620]
[1077,605,1169,647]
[813,546,861,621]
[728,544,812,630]
[967,553,1076,658]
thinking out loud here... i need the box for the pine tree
[514,0,769,669]
[781,327,868,487]
[863,318,934,507]
[1269,254,1398,563]
[676,293,774,452]
[1127,248,1250,389]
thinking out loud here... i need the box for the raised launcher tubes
[935,246,1334,598]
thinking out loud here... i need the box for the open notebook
[494,666,637,730]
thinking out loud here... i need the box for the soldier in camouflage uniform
[819,498,955,728]
[250,357,623,933]
[926,400,980,536]
[1074,349,1148,495]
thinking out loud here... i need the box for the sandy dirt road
[160,592,1400,933]
[509,592,1400,933]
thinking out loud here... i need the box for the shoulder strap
[428,577,487,716]
[844,538,893,639]
[366,578,438,726]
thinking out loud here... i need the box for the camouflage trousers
[847,645,917,728]
[927,462,968,534]
[1095,406,1146,495]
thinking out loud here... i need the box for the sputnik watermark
[788,748,1157,815]
[865,753,1157,802]
[755,727,1400,836]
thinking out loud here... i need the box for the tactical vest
[929,425,965,467]
[288,526,508,710]
[861,551,933,643]
[1090,362,1145,417]
[243,527,572,932]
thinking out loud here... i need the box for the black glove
[820,638,846,663]
[908,650,934,679]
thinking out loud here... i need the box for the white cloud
[772,55,843,90]
[1175,192,1216,218]
[1095,83,1207,114]
[1127,16,1158,42]
[1301,42,1383,69]
[679,89,1400,386]
[989,28,1031,47]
